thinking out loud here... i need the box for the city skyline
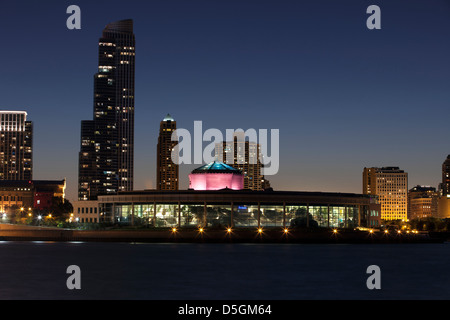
[0,1,449,202]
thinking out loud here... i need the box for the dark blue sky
[1,0,449,201]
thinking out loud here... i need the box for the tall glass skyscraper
[0,111,32,181]
[78,20,135,200]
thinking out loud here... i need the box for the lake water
[0,241,449,300]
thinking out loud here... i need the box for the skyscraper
[441,155,450,196]
[215,132,265,190]
[363,167,408,221]
[78,20,136,200]
[157,114,179,190]
[0,111,32,180]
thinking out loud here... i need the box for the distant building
[0,111,33,181]
[408,185,439,220]
[441,155,450,196]
[436,155,450,218]
[363,167,408,221]
[438,196,450,219]
[157,114,179,190]
[215,132,265,190]
[0,180,66,214]
[78,19,136,200]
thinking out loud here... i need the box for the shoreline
[0,224,447,244]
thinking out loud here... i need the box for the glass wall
[100,203,113,223]
[155,204,178,227]
[260,204,284,227]
[105,201,362,229]
[180,204,204,227]
[205,204,232,227]
[285,205,308,227]
[132,204,155,226]
[309,205,329,227]
[233,204,259,227]
[114,203,132,223]
[329,206,345,228]
[347,206,358,228]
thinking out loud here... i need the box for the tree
[49,197,73,220]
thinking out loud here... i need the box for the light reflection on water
[0,241,449,300]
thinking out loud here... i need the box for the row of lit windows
[0,196,24,201]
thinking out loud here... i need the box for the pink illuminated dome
[189,161,244,191]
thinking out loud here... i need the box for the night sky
[0,0,449,201]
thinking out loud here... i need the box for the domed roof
[191,161,242,174]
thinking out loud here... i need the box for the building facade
[157,114,179,190]
[0,180,65,214]
[363,167,408,221]
[215,132,265,190]
[441,155,450,196]
[72,200,100,223]
[438,196,450,219]
[78,19,136,200]
[97,189,380,229]
[408,185,439,220]
[0,111,32,181]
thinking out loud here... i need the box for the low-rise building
[408,185,439,220]
[0,180,66,214]
[97,189,380,229]
[72,200,100,223]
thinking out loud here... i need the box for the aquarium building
[96,189,380,229]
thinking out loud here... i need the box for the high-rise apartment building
[441,155,450,196]
[0,111,32,180]
[215,132,265,190]
[78,20,136,200]
[157,114,179,190]
[438,155,450,218]
[363,167,408,221]
[408,185,438,220]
